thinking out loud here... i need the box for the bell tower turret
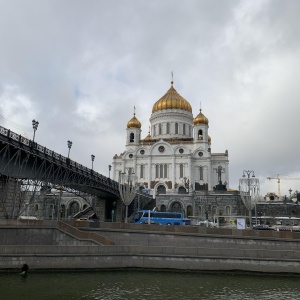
[126,107,142,147]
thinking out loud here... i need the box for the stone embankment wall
[1,220,300,273]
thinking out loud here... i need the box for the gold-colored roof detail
[144,130,152,141]
[127,113,141,128]
[193,109,209,125]
[152,84,192,113]
[208,135,211,143]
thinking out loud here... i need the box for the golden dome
[144,131,151,141]
[127,113,141,128]
[193,109,209,125]
[208,135,211,143]
[152,83,192,113]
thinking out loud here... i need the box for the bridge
[0,125,152,220]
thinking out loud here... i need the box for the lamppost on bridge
[239,170,260,229]
[32,119,39,143]
[67,140,72,158]
[91,154,95,170]
[108,165,112,178]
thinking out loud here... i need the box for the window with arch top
[198,129,203,139]
[180,164,184,178]
[130,132,134,142]
[175,123,178,134]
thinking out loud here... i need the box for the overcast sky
[0,0,300,197]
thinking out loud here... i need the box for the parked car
[253,224,275,231]
[196,220,217,228]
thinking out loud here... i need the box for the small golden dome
[144,131,151,141]
[208,135,211,143]
[127,113,141,128]
[152,83,192,113]
[193,109,209,125]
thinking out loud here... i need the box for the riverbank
[1,220,300,273]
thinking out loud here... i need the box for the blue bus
[134,210,183,225]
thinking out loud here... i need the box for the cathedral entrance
[178,186,187,194]
[170,201,182,213]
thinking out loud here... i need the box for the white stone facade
[112,83,229,198]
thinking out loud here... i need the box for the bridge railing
[0,125,119,194]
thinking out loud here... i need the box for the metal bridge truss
[0,125,120,219]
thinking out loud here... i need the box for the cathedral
[112,80,243,221]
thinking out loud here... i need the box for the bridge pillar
[95,197,123,222]
[0,176,23,219]
[95,197,106,221]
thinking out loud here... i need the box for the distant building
[20,188,93,220]
[264,192,280,202]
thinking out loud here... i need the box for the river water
[1,270,300,300]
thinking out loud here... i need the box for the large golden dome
[127,113,141,128]
[193,109,209,125]
[152,83,192,113]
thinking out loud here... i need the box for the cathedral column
[188,154,192,190]
[172,154,175,191]
[134,156,137,176]
[148,155,152,189]
[207,164,212,191]
[121,159,125,175]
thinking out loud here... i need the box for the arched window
[166,123,170,134]
[226,206,231,216]
[212,205,218,216]
[200,166,203,180]
[161,205,166,212]
[178,186,186,194]
[175,123,178,134]
[159,124,162,135]
[160,165,163,178]
[70,201,80,216]
[198,129,203,140]
[140,164,144,178]
[187,205,193,217]
[180,164,184,178]
[183,124,186,135]
[157,185,166,195]
[189,125,192,137]
[130,132,134,142]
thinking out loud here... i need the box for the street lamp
[67,140,72,158]
[183,177,189,193]
[91,154,95,170]
[32,119,39,143]
[289,188,293,200]
[239,170,260,229]
[108,165,112,178]
[118,168,137,223]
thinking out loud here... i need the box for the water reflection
[1,271,300,300]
